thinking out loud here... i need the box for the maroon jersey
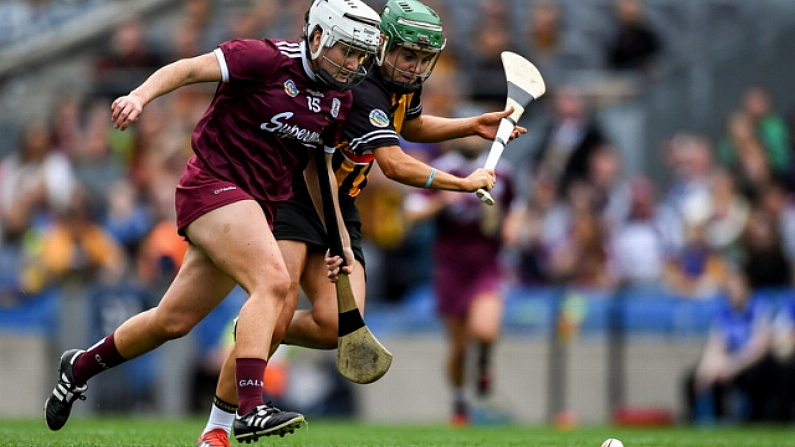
[405,151,514,317]
[191,39,352,203]
[427,151,514,264]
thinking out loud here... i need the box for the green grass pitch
[1,418,794,447]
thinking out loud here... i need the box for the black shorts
[273,194,365,267]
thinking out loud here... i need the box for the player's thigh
[468,291,504,340]
[301,253,366,318]
[185,200,289,293]
[156,243,237,326]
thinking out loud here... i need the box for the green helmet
[378,0,446,92]
[380,0,446,52]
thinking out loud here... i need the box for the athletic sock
[453,387,466,412]
[236,358,267,415]
[72,333,126,386]
[477,343,492,397]
[477,343,491,373]
[202,395,237,436]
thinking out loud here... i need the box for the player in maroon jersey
[404,134,515,426]
[195,1,526,443]
[44,0,382,443]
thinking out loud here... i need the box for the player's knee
[266,269,292,303]
[315,313,338,348]
[247,268,291,308]
[472,327,500,344]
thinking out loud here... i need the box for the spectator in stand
[136,176,186,288]
[50,93,85,158]
[609,176,673,287]
[23,186,127,294]
[605,0,662,74]
[739,209,791,290]
[661,132,715,228]
[586,143,628,225]
[161,0,226,60]
[718,111,777,202]
[787,105,795,192]
[523,0,565,82]
[771,294,795,421]
[468,1,512,110]
[740,86,790,174]
[546,180,614,289]
[0,119,76,233]
[92,17,165,99]
[758,181,795,266]
[663,220,726,300]
[684,267,777,424]
[103,178,153,260]
[702,169,750,259]
[72,98,129,212]
[719,85,791,180]
[533,85,609,196]
[503,172,558,286]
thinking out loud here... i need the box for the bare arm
[111,52,222,130]
[373,144,494,192]
[400,108,527,143]
[724,323,772,379]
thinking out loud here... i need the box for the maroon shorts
[434,261,503,318]
[175,156,278,236]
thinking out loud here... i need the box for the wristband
[423,168,437,189]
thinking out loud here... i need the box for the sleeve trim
[214,48,229,83]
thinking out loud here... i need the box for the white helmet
[304,0,383,90]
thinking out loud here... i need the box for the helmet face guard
[380,44,441,93]
[305,0,382,91]
[312,31,379,91]
[379,0,446,93]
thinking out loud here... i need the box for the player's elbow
[379,160,400,180]
[379,158,413,183]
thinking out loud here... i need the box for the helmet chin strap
[307,42,370,91]
[380,59,423,93]
[316,67,350,91]
[304,35,345,90]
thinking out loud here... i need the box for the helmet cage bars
[305,0,382,91]
[312,28,380,91]
[380,39,444,93]
[379,0,446,93]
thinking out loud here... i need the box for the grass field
[1,418,794,447]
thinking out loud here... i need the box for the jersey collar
[300,44,318,83]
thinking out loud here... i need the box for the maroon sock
[236,358,267,415]
[72,333,127,386]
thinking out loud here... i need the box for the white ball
[601,439,624,447]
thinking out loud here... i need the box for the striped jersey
[290,62,422,209]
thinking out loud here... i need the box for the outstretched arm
[400,108,527,143]
[111,52,222,130]
[374,144,494,192]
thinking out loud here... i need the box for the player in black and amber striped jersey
[198,2,527,444]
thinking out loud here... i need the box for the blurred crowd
[2,0,795,423]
